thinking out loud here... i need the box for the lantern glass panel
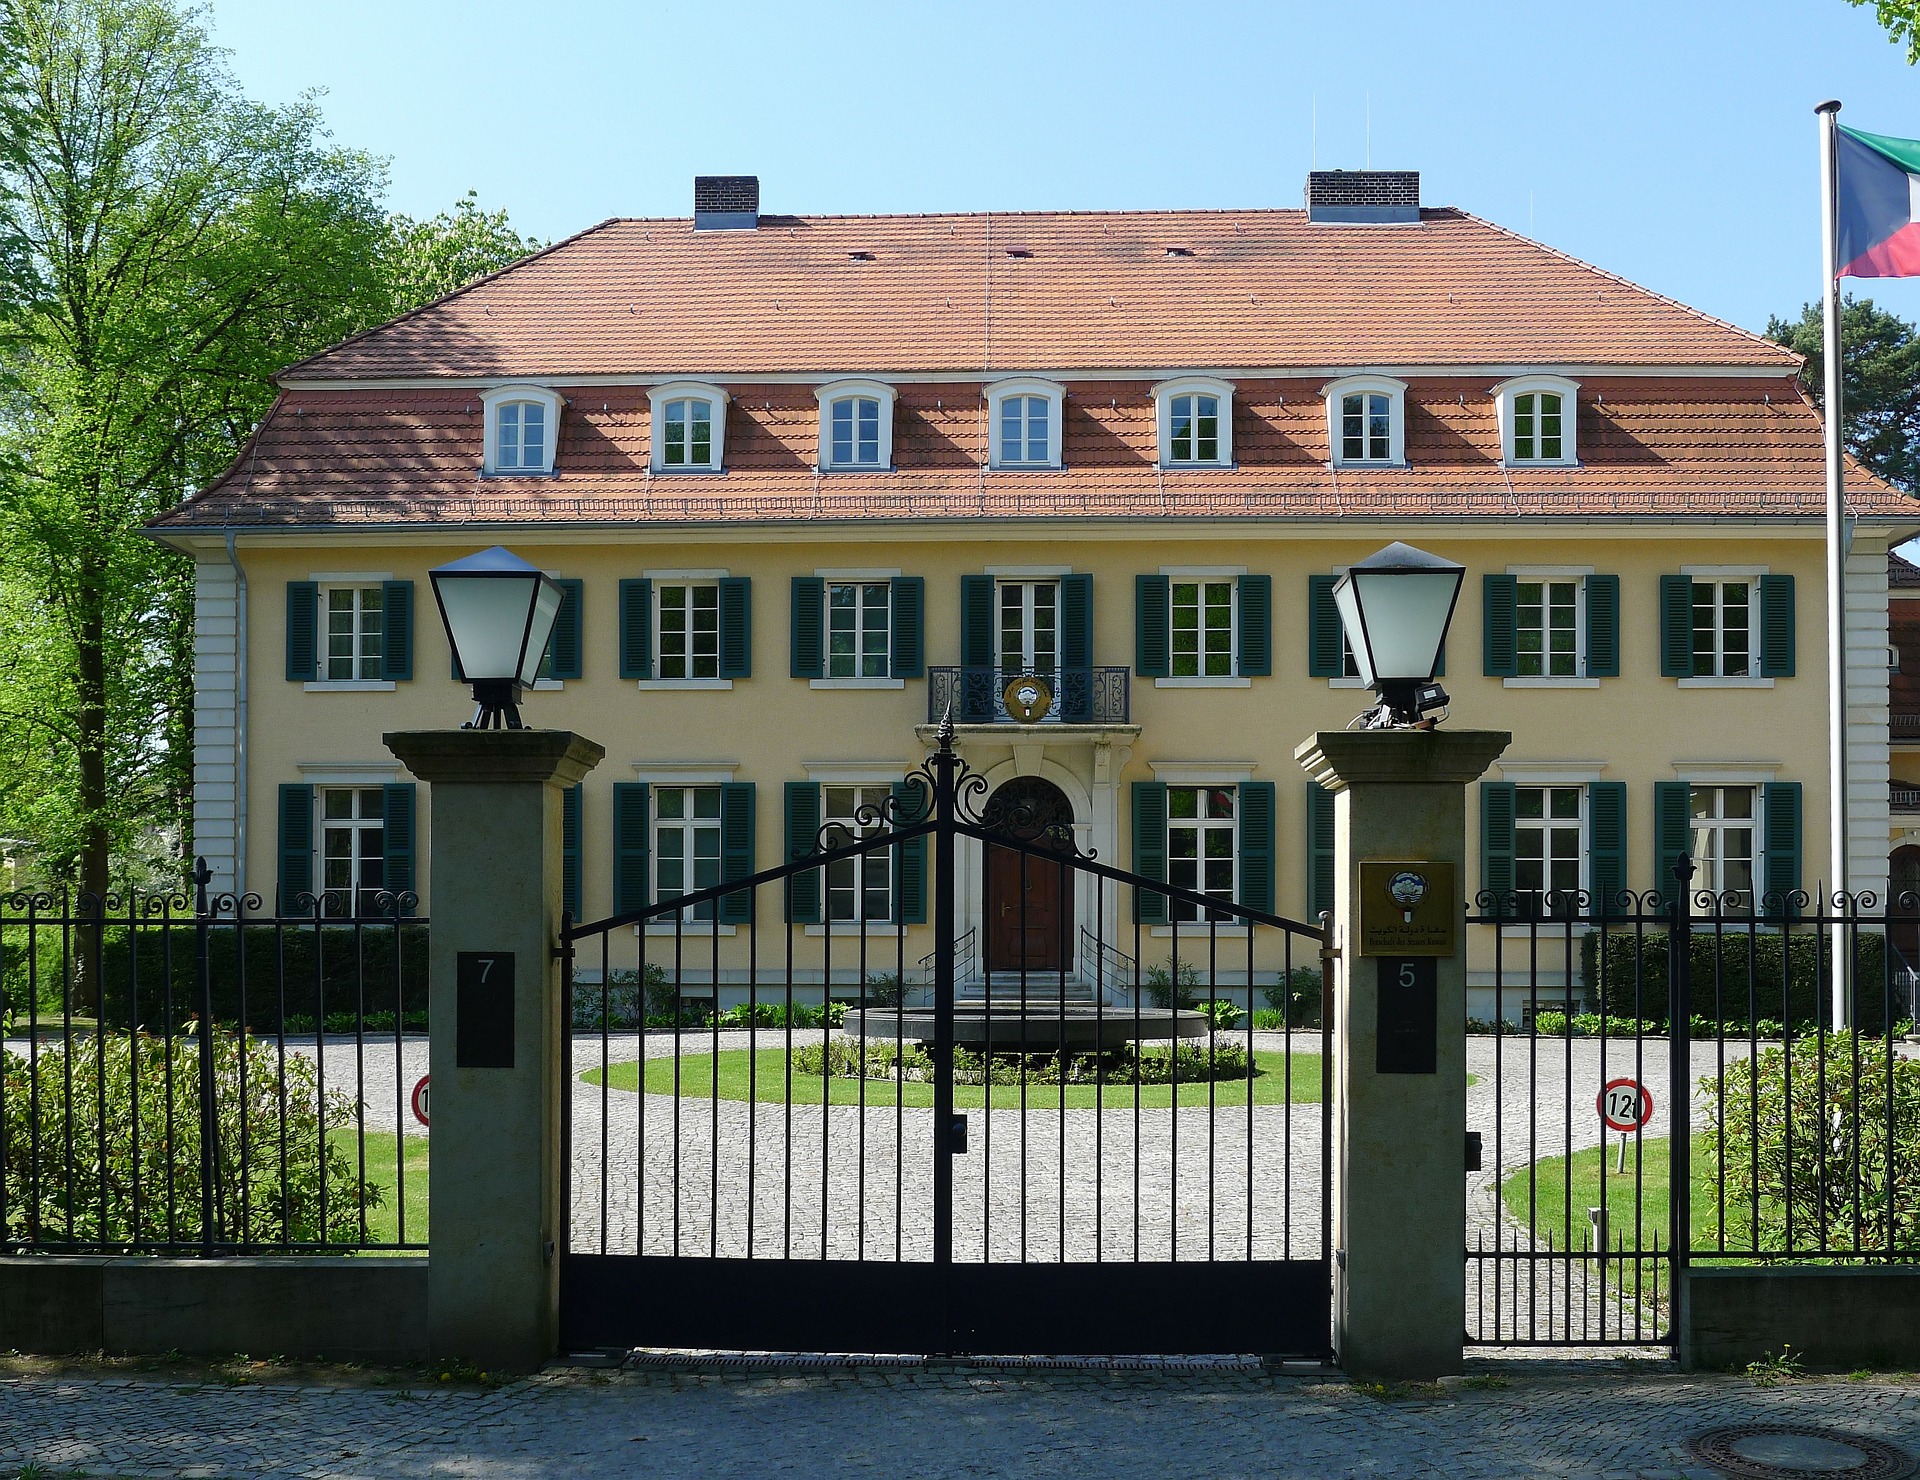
[436,574,540,681]
[1349,569,1459,681]
[518,578,563,685]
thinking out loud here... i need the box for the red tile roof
[1893,551,1920,588]
[278,209,1797,382]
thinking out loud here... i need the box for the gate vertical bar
[194,859,218,1253]
[1667,854,1694,1341]
[931,717,957,1343]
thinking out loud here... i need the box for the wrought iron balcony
[926,666,1131,724]
[1894,711,1920,741]
[1895,783,1920,814]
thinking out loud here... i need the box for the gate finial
[936,701,956,751]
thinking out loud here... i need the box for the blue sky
[208,0,1920,337]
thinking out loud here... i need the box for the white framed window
[1690,785,1757,911]
[657,581,720,680]
[1152,377,1234,468]
[1167,785,1237,922]
[480,385,562,475]
[1692,578,1757,678]
[1323,374,1407,467]
[828,581,890,679]
[999,580,1059,672]
[647,382,729,471]
[655,785,723,921]
[1516,576,1582,679]
[1515,785,1585,918]
[814,379,897,471]
[319,787,385,918]
[1171,578,1235,678]
[1494,375,1578,466]
[322,585,384,681]
[986,377,1065,468]
[822,784,892,923]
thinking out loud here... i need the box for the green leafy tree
[382,190,544,317]
[1769,296,1920,492]
[1849,0,1920,63]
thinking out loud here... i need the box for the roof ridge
[277,216,628,382]
[1457,210,1799,367]
[569,205,1469,225]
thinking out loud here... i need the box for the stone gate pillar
[384,729,604,1373]
[1296,728,1509,1380]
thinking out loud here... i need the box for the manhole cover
[1690,1426,1916,1479]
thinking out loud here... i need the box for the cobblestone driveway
[3,1360,1917,1479]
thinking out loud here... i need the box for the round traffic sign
[411,1074,430,1127]
[1597,1077,1653,1133]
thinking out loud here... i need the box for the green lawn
[1501,1135,1769,1256]
[584,1045,1325,1109]
[327,1128,429,1248]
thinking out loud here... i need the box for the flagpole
[1818,98,1852,1030]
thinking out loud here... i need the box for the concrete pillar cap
[1295,729,1511,792]
[383,729,605,787]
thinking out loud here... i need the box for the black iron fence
[1,862,427,1254]
[1467,865,1920,1347]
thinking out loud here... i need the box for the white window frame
[480,384,563,476]
[1323,374,1407,468]
[985,377,1065,469]
[1164,782,1240,925]
[1687,783,1761,915]
[316,785,387,919]
[654,578,722,683]
[1155,565,1251,689]
[1151,376,1235,468]
[647,381,730,472]
[825,579,892,681]
[821,783,894,926]
[814,379,898,471]
[1513,783,1588,919]
[316,582,387,686]
[1505,565,1597,688]
[1678,564,1771,688]
[652,783,725,924]
[1493,375,1579,467]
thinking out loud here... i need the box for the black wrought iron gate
[557,721,1333,1356]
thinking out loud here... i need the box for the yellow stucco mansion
[151,172,1918,1019]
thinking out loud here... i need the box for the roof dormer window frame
[480,384,564,477]
[1152,375,1235,469]
[647,381,731,473]
[814,379,899,472]
[1494,374,1580,467]
[1324,373,1407,468]
[985,376,1066,470]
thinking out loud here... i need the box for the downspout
[223,530,248,902]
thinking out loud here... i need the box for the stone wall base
[1680,1266,1920,1371]
[0,1256,429,1364]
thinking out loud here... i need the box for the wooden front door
[983,778,1074,974]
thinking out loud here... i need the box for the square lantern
[1331,542,1465,726]
[428,546,564,729]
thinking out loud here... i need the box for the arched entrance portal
[983,777,1075,974]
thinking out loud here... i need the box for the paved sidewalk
[3,1357,1917,1479]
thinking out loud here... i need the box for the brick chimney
[693,176,759,231]
[1305,170,1420,224]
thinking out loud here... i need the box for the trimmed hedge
[1579,927,1891,1033]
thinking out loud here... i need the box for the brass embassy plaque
[1357,861,1458,958]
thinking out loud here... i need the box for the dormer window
[1152,377,1235,468]
[480,385,562,476]
[1494,376,1579,466]
[1323,375,1406,467]
[986,377,1065,469]
[647,382,729,472]
[815,379,898,471]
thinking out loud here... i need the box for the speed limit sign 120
[411,1075,430,1128]
[1597,1078,1653,1133]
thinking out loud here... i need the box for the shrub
[1711,1030,1920,1253]
[571,964,673,1029]
[1,1031,375,1248]
[862,972,904,1008]
[1200,999,1243,1032]
[1261,967,1324,1027]
[1145,961,1202,1010]
[1579,927,1890,1033]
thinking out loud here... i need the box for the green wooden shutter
[1660,575,1694,678]
[1306,782,1336,923]
[1762,781,1803,917]
[1135,575,1171,678]
[959,574,996,721]
[1482,574,1517,678]
[1653,780,1691,906]
[890,577,925,679]
[612,782,650,915]
[380,581,414,681]
[277,783,314,913]
[1760,574,1796,678]
[892,780,927,924]
[562,782,583,921]
[784,781,822,924]
[1132,781,1168,924]
[285,582,318,682]
[1238,781,1276,914]
[1585,574,1620,679]
[1061,573,1093,721]
[1308,575,1343,677]
[718,577,752,679]
[1480,781,1517,919]
[718,781,755,923]
[1587,781,1627,920]
[547,579,583,680]
[1238,574,1272,678]
[381,782,416,898]
[790,576,825,679]
[619,579,652,680]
